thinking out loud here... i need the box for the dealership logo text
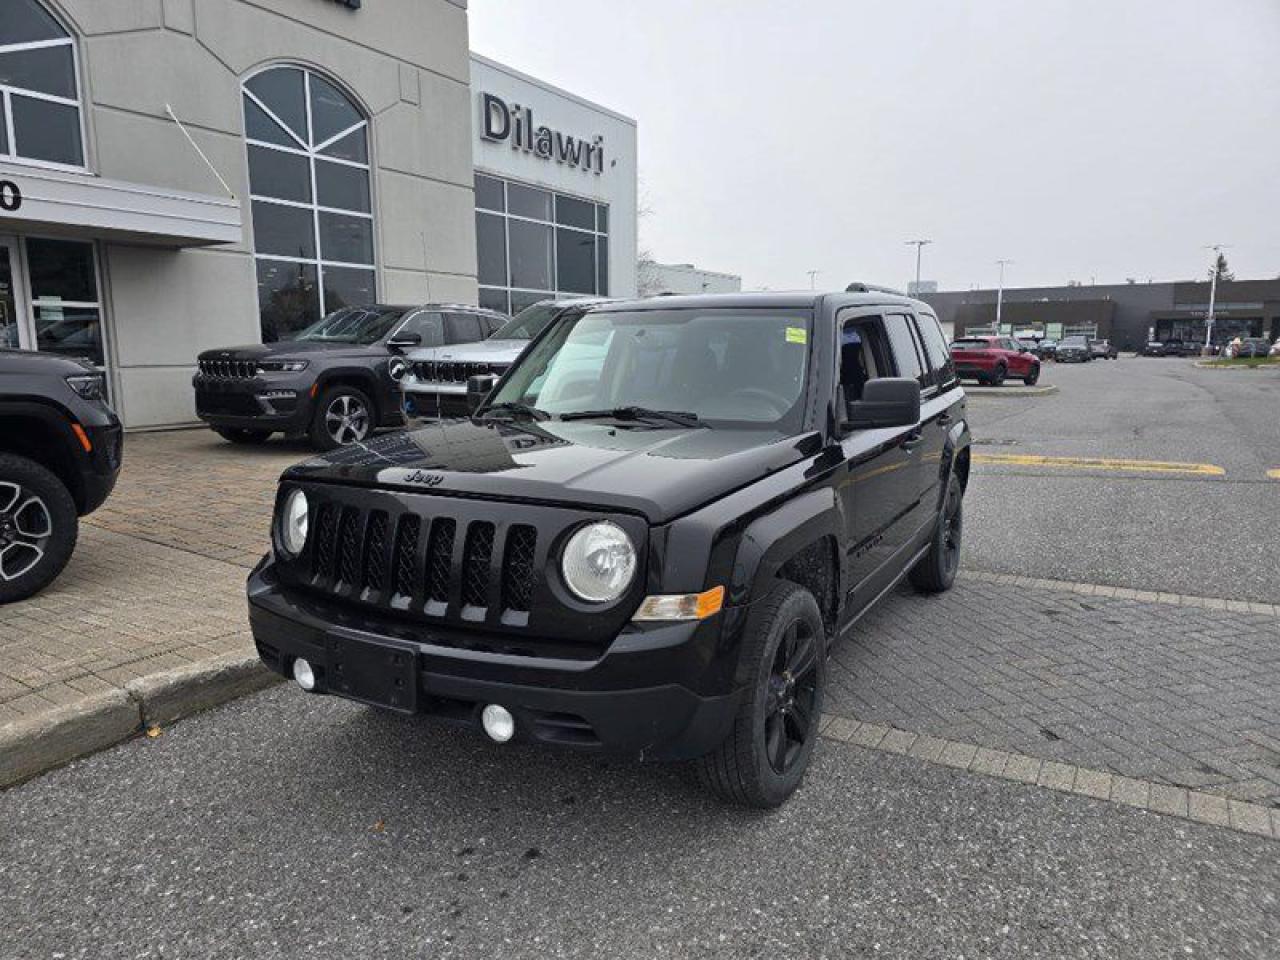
[480,93,604,175]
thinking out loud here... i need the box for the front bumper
[194,377,312,433]
[401,381,469,420]
[247,561,742,760]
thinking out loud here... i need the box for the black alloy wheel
[763,618,821,776]
[1023,364,1040,386]
[910,472,963,593]
[990,364,1007,386]
[697,581,827,808]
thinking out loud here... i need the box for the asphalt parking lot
[2,356,1278,958]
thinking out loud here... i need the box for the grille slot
[336,507,361,589]
[501,525,537,613]
[361,511,389,595]
[461,521,495,610]
[312,502,339,583]
[425,518,456,606]
[391,514,420,602]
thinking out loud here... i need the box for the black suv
[195,304,507,450]
[0,350,122,602]
[248,292,970,807]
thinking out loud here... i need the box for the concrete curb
[964,384,1059,397]
[0,653,281,790]
[820,715,1279,842]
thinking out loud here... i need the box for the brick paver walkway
[828,578,1280,807]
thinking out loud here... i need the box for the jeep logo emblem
[402,470,444,487]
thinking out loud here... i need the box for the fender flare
[729,486,843,608]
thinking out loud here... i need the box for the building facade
[924,280,1280,350]
[637,261,741,297]
[470,55,637,317]
[0,0,638,430]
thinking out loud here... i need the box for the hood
[0,348,98,377]
[404,339,529,364]
[284,418,820,523]
[198,340,379,362]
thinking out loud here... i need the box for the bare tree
[1208,251,1234,283]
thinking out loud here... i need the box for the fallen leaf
[372,820,385,833]
[146,726,163,739]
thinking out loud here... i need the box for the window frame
[474,170,610,311]
[0,3,89,172]
[242,64,376,341]
[912,311,957,391]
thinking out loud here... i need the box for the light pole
[994,259,1013,333]
[904,239,932,292]
[1203,244,1229,352]
[806,269,820,290]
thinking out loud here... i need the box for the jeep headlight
[561,521,636,603]
[280,488,309,557]
[259,359,309,373]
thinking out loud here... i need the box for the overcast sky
[470,1,1280,293]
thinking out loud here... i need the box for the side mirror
[844,377,921,431]
[466,373,499,413]
[386,331,421,352]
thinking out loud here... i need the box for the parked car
[248,291,971,808]
[948,335,1041,385]
[1235,337,1271,359]
[1141,341,1166,357]
[1034,339,1058,360]
[0,350,123,602]
[1160,339,1200,358]
[401,297,613,420]
[1089,338,1118,360]
[195,304,507,450]
[1055,336,1092,362]
[1270,339,1280,358]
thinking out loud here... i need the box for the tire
[0,454,79,604]
[309,385,374,451]
[213,427,271,445]
[910,472,963,593]
[989,364,1007,386]
[1023,364,1040,386]
[696,581,826,808]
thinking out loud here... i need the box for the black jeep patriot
[195,303,507,450]
[0,349,122,603]
[248,292,970,806]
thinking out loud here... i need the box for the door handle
[901,430,924,451]
[937,413,953,427]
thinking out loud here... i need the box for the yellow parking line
[1268,468,1280,480]
[972,453,1225,476]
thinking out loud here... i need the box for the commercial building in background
[471,55,636,317]
[637,261,741,296]
[924,279,1280,350]
[0,0,638,429]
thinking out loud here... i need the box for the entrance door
[0,238,31,352]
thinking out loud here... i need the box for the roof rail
[845,282,907,296]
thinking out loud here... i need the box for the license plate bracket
[324,635,418,714]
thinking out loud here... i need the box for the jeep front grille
[302,495,539,626]
[198,359,258,379]
[411,360,509,383]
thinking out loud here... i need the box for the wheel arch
[313,369,381,418]
[0,406,85,512]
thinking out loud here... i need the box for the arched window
[0,0,85,167]
[242,66,374,341]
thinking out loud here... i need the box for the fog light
[481,704,515,743]
[292,657,316,691]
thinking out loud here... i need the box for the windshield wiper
[559,406,704,428]
[478,401,550,421]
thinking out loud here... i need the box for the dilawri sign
[327,0,361,8]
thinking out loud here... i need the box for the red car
[949,336,1041,386]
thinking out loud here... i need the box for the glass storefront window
[0,0,85,169]
[23,238,103,367]
[243,66,374,341]
[475,173,610,314]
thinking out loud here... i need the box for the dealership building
[924,279,1280,351]
[0,0,636,429]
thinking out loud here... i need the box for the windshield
[951,339,990,349]
[490,302,565,341]
[291,307,404,345]
[1061,336,1088,346]
[489,308,812,428]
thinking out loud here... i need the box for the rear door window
[395,310,444,347]
[951,338,988,350]
[914,314,956,386]
[444,312,484,344]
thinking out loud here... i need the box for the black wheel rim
[764,618,819,775]
[942,484,963,575]
[0,481,53,581]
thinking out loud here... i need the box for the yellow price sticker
[785,326,807,345]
